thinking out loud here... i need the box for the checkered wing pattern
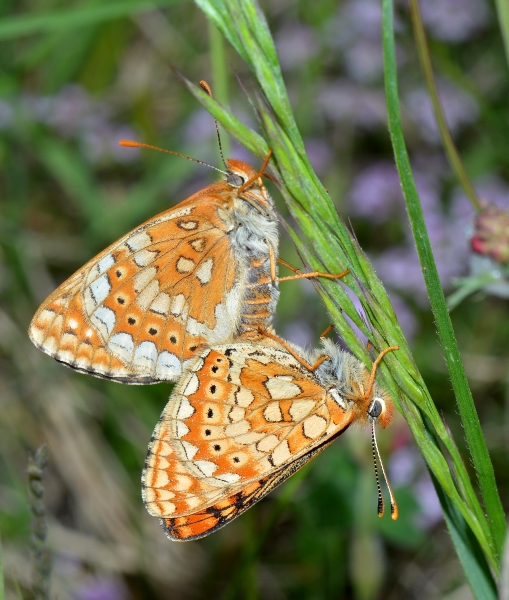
[29,162,279,384]
[143,342,354,538]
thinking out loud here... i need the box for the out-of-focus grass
[1,0,509,599]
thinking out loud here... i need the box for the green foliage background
[0,1,508,599]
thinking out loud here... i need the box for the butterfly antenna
[371,422,385,518]
[364,345,399,401]
[119,140,228,176]
[199,80,228,170]
[372,422,399,520]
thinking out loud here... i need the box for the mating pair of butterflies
[29,115,398,541]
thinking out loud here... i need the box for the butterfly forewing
[143,343,354,522]
[29,183,274,384]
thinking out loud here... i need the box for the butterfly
[142,331,399,541]
[28,149,282,384]
[28,82,347,384]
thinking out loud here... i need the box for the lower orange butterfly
[143,332,398,541]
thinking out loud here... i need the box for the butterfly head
[317,339,394,428]
[366,394,393,429]
[225,159,273,214]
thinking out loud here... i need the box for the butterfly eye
[368,398,384,419]
[226,173,245,188]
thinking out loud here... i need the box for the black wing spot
[210,385,216,394]
[211,365,218,373]
[213,444,221,451]
[116,270,122,278]
[149,328,157,335]
[233,457,240,463]
[170,335,177,344]
[117,297,125,304]
[189,345,197,352]
[207,408,214,418]
[128,317,136,325]
[205,429,211,436]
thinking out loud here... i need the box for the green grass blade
[382,0,506,560]
[431,471,498,600]
[495,0,509,70]
[0,0,180,40]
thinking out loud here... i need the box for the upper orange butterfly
[29,151,280,384]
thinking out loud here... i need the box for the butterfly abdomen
[227,201,279,335]
[236,252,279,335]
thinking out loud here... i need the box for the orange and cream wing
[159,438,337,541]
[29,194,241,384]
[142,343,354,526]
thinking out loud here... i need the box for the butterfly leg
[257,328,328,372]
[238,150,273,193]
[269,248,349,283]
[319,324,334,339]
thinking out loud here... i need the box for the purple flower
[0,100,13,129]
[283,321,314,348]
[420,0,491,43]
[305,137,333,175]
[348,161,403,222]
[405,81,479,144]
[317,81,387,129]
[275,22,319,71]
[414,475,443,529]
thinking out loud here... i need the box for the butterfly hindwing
[143,343,354,525]
[160,434,338,541]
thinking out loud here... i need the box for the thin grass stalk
[408,0,481,212]
[191,0,499,579]
[495,0,509,71]
[209,21,231,159]
[382,0,506,560]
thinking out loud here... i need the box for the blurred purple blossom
[83,123,140,164]
[317,81,387,129]
[0,101,13,129]
[331,0,383,47]
[183,107,217,144]
[405,81,479,144]
[75,576,130,600]
[329,0,405,83]
[390,445,421,487]
[389,445,442,529]
[283,321,314,348]
[343,40,385,83]
[305,137,334,175]
[348,161,402,222]
[420,0,491,43]
[348,158,479,304]
[413,475,443,529]
[275,22,319,71]
[4,84,139,164]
